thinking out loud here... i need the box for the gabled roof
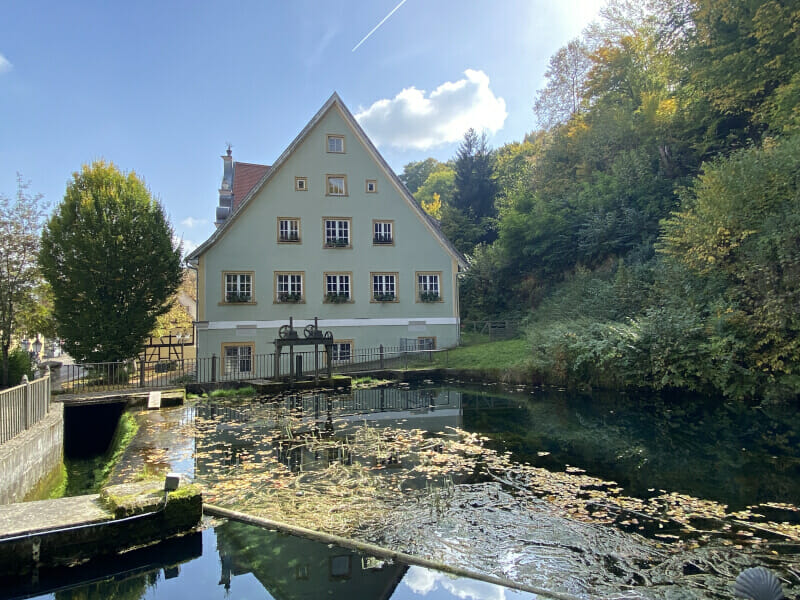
[187,92,467,268]
[232,162,270,211]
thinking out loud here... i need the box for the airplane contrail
[352,0,409,52]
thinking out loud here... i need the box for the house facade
[187,93,466,371]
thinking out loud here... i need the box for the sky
[0,0,605,254]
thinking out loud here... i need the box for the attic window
[366,180,377,193]
[327,135,345,153]
[326,175,347,196]
[295,177,307,191]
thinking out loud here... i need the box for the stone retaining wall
[0,402,63,505]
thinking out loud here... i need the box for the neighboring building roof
[232,162,270,211]
[188,92,467,269]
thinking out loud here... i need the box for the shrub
[6,349,33,387]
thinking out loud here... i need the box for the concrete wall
[0,402,63,505]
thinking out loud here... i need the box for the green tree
[39,161,182,364]
[414,165,456,212]
[399,158,443,194]
[0,176,48,387]
[660,136,800,399]
[688,0,800,137]
[453,128,496,220]
[533,39,591,128]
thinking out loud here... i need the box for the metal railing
[56,345,451,393]
[0,371,52,445]
[462,320,521,340]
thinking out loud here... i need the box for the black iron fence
[55,345,450,393]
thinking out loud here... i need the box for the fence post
[45,366,51,414]
[380,344,384,369]
[211,354,217,382]
[139,359,145,387]
[22,375,29,430]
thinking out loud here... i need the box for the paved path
[0,495,109,538]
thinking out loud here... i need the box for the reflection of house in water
[214,520,407,600]
[192,387,463,483]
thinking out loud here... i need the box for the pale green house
[187,93,466,374]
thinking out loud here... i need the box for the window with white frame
[366,179,377,193]
[224,272,252,303]
[418,337,436,350]
[326,135,345,153]
[278,218,300,242]
[331,341,352,362]
[295,177,307,191]
[373,221,393,245]
[223,344,253,374]
[324,219,350,247]
[276,272,303,303]
[326,175,347,196]
[372,273,397,301]
[417,272,441,302]
[325,273,351,302]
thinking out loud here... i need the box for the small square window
[366,180,377,193]
[295,177,307,191]
[327,135,345,153]
[326,175,347,196]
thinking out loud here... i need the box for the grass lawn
[413,337,530,371]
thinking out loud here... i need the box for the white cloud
[173,235,199,259]
[0,53,12,74]
[180,217,208,229]
[355,69,507,150]
[401,567,507,600]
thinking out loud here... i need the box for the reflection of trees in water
[54,570,155,600]
[461,387,800,509]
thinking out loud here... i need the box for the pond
[107,382,800,599]
[8,518,535,600]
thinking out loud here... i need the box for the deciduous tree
[0,176,48,386]
[39,161,183,364]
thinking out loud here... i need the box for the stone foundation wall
[0,402,63,505]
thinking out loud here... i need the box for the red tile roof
[232,162,270,210]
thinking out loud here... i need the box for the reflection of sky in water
[394,566,535,600]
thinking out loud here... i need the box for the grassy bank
[62,412,140,497]
[403,337,532,381]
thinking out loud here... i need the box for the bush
[6,349,34,387]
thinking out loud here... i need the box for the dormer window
[326,135,345,153]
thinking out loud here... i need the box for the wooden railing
[0,371,51,445]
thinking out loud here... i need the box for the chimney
[215,145,234,227]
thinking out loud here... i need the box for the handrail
[0,370,51,445]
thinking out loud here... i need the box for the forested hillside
[401,0,800,401]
